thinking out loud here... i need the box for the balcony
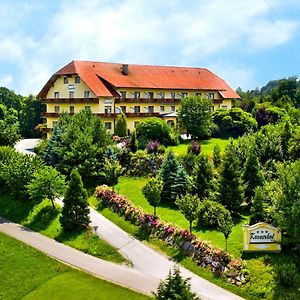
[125,112,160,118]
[42,98,99,104]
[115,97,180,104]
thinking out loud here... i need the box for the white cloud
[0,74,13,88]
[0,0,299,94]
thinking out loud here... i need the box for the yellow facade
[43,75,233,136]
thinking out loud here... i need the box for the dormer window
[75,76,80,84]
[84,91,90,98]
[207,92,214,100]
[63,76,68,84]
[54,92,60,99]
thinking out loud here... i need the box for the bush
[188,140,201,155]
[136,117,172,145]
[276,262,299,287]
[212,108,257,137]
[146,140,160,154]
[197,200,231,229]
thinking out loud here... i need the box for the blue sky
[0,0,299,95]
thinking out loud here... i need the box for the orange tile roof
[38,60,240,99]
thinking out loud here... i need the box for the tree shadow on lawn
[55,227,85,244]
[27,204,60,232]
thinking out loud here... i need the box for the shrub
[188,140,201,155]
[197,200,231,229]
[276,262,299,287]
[136,117,172,145]
[114,112,127,137]
[146,140,160,154]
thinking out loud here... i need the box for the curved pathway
[12,139,244,299]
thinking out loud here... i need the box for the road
[11,139,244,299]
[14,138,40,155]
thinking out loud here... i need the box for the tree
[218,141,244,215]
[60,169,90,231]
[142,177,163,216]
[213,145,221,167]
[130,131,138,153]
[176,194,200,233]
[250,186,266,225]
[43,109,110,182]
[190,154,213,199]
[27,166,66,209]
[114,112,127,137]
[154,267,200,300]
[136,117,171,145]
[242,146,264,205]
[160,151,180,204]
[101,158,123,191]
[175,166,188,199]
[178,96,212,139]
[218,212,233,252]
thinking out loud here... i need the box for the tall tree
[160,151,180,204]
[176,194,200,233]
[190,154,213,199]
[60,169,90,231]
[130,131,138,153]
[218,141,243,215]
[250,186,266,225]
[242,146,264,205]
[114,112,128,137]
[142,177,163,216]
[154,267,200,300]
[27,166,66,209]
[178,96,212,139]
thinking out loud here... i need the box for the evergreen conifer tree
[242,146,264,205]
[154,267,200,300]
[160,151,180,204]
[250,186,266,225]
[213,144,221,167]
[130,131,138,153]
[218,141,243,215]
[175,166,188,199]
[190,154,213,199]
[60,169,90,231]
[115,112,128,137]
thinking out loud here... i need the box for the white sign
[250,229,275,244]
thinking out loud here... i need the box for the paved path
[14,138,40,155]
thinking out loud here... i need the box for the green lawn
[0,232,150,300]
[0,193,126,264]
[114,176,246,258]
[166,138,230,157]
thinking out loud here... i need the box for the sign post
[242,222,281,252]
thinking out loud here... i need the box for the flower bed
[94,185,247,285]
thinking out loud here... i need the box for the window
[84,91,90,98]
[54,106,60,113]
[221,105,228,110]
[69,106,75,114]
[207,92,214,99]
[105,106,112,113]
[171,105,176,112]
[134,106,140,113]
[134,92,140,99]
[75,76,80,83]
[195,92,201,97]
[54,92,60,98]
[148,106,154,113]
[160,105,165,112]
[120,106,126,113]
[120,91,126,99]
[134,121,139,128]
[105,122,112,130]
[170,92,176,99]
[181,93,187,98]
[69,91,74,98]
[63,77,68,84]
[85,106,91,110]
[158,92,165,99]
[146,92,154,99]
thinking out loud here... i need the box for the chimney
[121,64,129,75]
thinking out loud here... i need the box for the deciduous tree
[142,177,162,216]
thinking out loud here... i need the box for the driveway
[14,138,41,155]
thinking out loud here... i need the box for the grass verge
[0,192,125,264]
[0,232,149,300]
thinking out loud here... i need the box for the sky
[0,0,299,96]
